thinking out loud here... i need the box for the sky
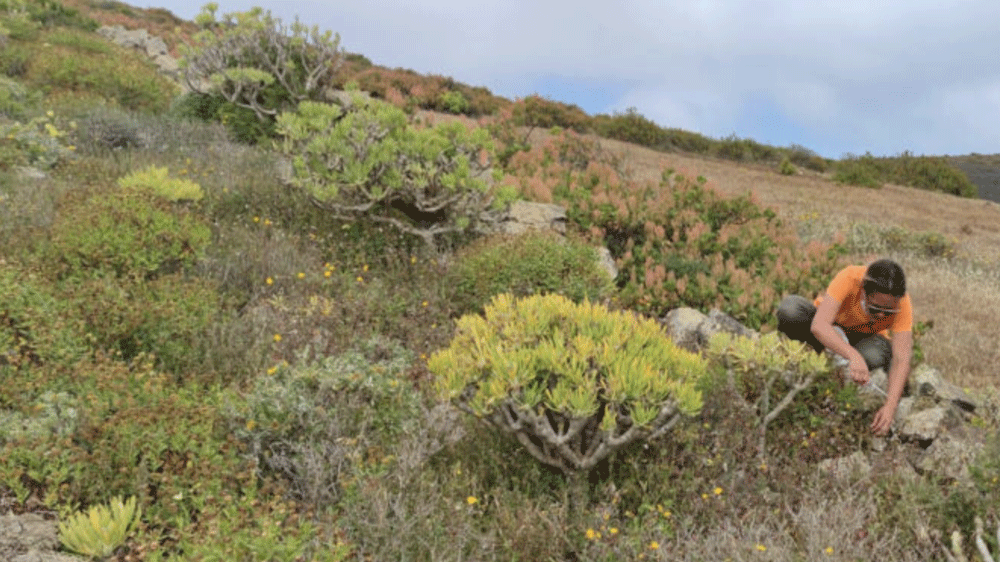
[149,0,1000,159]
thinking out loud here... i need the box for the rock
[700,309,757,342]
[596,247,618,282]
[912,364,977,412]
[497,200,566,236]
[0,513,58,553]
[915,432,986,483]
[661,307,708,352]
[897,405,963,446]
[817,451,871,481]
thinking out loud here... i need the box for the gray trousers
[776,295,892,372]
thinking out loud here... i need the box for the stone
[915,432,986,483]
[817,451,871,481]
[699,309,757,342]
[897,405,963,446]
[911,363,978,412]
[660,307,708,352]
[497,200,566,236]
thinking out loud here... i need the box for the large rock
[911,363,978,412]
[497,200,566,236]
[661,307,755,352]
[661,307,708,352]
[897,405,963,446]
[915,431,987,483]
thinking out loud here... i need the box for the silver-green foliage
[180,2,343,121]
[233,337,423,506]
[429,293,708,473]
[277,97,515,250]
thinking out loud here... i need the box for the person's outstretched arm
[811,293,870,383]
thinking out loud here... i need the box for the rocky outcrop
[97,25,179,78]
[663,306,991,484]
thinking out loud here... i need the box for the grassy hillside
[2,2,999,561]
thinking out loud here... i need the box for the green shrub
[787,144,828,172]
[0,264,85,370]
[0,41,31,77]
[446,230,614,315]
[833,153,882,188]
[0,75,34,118]
[46,184,211,280]
[437,90,469,114]
[277,97,515,252]
[592,107,669,149]
[778,156,797,175]
[510,94,591,133]
[430,293,708,473]
[118,165,204,202]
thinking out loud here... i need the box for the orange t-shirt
[814,265,912,336]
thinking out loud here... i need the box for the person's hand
[871,403,896,435]
[848,357,870,385]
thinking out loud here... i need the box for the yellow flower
[297,272,305,279]
[701,493,708,500]
[649,541,659,550]
[253,216,260,223]
[466,496,478,505]
[825,547,834,554]
[266,277,274,285]
[266,366,278,375]
[356,276,364,283]
[714,487,723,495]
[363,264,369,272]
[422,301,429,307]
[324,270,332,278]
[245,419,257,430]
[273,334,282,342]
[756,544,767,552]
[585,528,597,540]
[609,527,618,535]
[410,256,417,264]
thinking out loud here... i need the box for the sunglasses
[866,304,899,317]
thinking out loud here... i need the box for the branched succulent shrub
[446,230,614,315]
[705,331,830,459]
[179,3,344,133]
[58,495,140,559]
[277,97,515,252]
[501,131,847,329]
[429,293,707,473]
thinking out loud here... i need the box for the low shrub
[45,183,211,280]
[592,107,669,149]
[231,336,425,507]
[445,230,614,315]
[778,156,797,175]
[833,153,882,188]
[0,264,85,370]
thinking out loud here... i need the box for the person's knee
[856,336,891,371]
[776,295,814,329]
